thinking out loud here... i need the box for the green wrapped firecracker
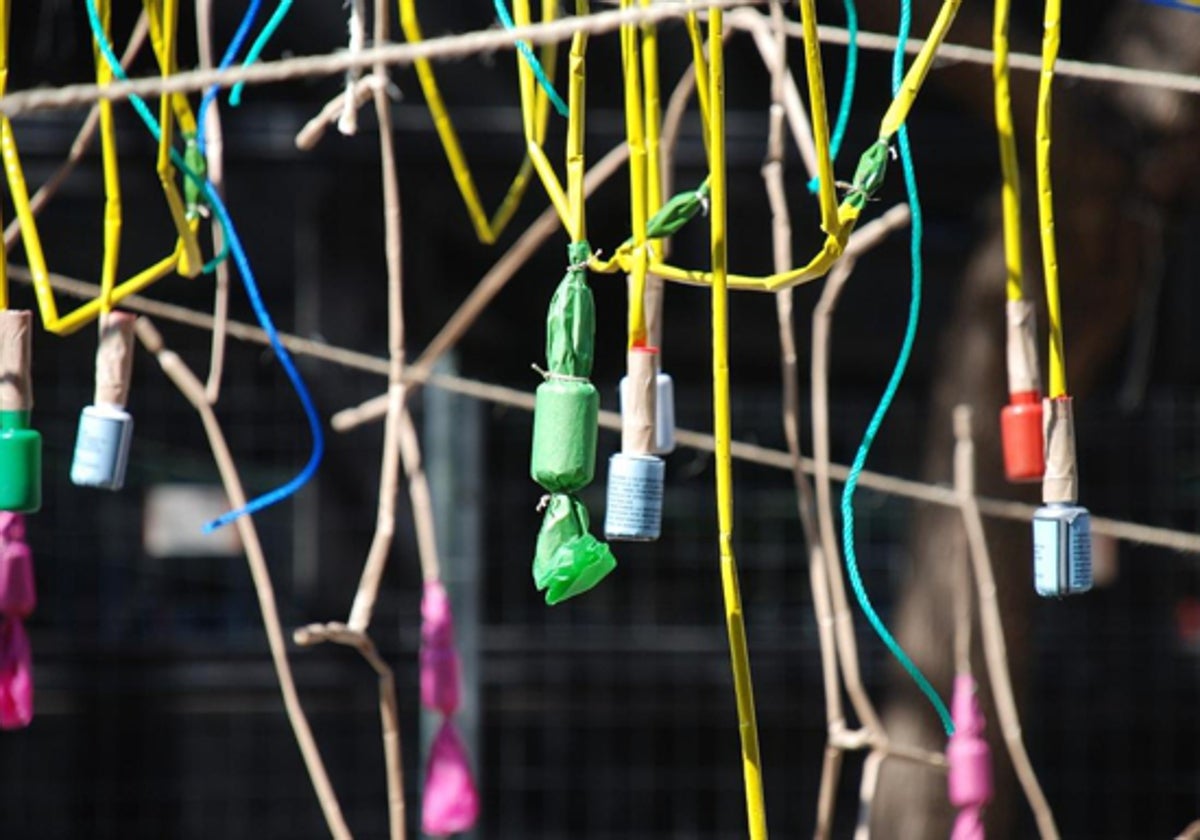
[530,378,598,492]
[527,242,616,605]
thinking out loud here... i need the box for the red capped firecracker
[1000,300,1044,483]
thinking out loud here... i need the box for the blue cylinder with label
[1032,502,1092,597]
[70,404,134,491]
[604,452,665,541]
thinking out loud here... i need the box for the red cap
[1000,391,1044,482]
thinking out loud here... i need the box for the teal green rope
[493,0,569,117]
[229,0,295,107]
[838,0,954,736]
[807,0,858,194]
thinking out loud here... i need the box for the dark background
[2,1,1198,838]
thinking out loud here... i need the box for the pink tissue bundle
[0,514,34,730]
[0,533,36,618]
[0,616,33,730]
[948,674,992,834]
[951,807,986,840]
[420,581,461,715]
[422,719,479,836]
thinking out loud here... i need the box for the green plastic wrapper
[544,241,596,379]
[645,180,710,239]
[533,494,617,605]
[530,379,598,492]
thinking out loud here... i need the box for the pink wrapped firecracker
[0,615,33,729]
[0,517,35,618]
[422,719,480,836]
[948,675,992,840]
[420,581,461,715]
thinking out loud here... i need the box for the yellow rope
[621,0,649,347]
[1037,0,1067,398]
[708,10,768,838]
[398,0,556,245]
[594,0,962,292]
[993,0,1023,303]
[798,0,838,233]
[685,9,711,160]
[2,0,200,334]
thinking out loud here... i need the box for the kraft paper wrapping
[0,311,32,413]
[533,494,616,605]
[1042,396,1078,504]
[1005,299,1041,395]
[530,379,599,492]
[94,312,137,407]
[622,347,657,455]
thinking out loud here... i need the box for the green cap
[0,411,42,513]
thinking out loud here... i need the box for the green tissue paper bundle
[533,494,617,605]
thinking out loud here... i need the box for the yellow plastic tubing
[1036,0,1068,398]
[596,0,963,293]
[620,0,650,348]
[707,11,769,839]
[993,0,1023,304]
[399,0,557,245]
[2,0,202,334]
[512,0,588,244]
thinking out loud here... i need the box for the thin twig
[953,406,1060,840]
[339,0,368,135]
[345,0,410,636]
[0,1,770,117]
[296,76,383,151]
[294,622,405,840]
[328,139,628,432]
[9,260,1199,555]
[196,0,230,404]
[134,317,352,840]
[854,748,885,840]
[4,2,1199,118]
[2,12,150,252]
[952,409,975,678]
[811,208,913,739]
[757,2,845,836]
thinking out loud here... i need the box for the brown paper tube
[0,310,33,412]
[95,311,137,407]
[1006,299,1041,395]
[1042,396,1078,504]
[622,346,658,455]
[645,274,664,370]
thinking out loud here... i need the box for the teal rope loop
[230,0,295,107]
[838,0,955,736]
[493,0,569,117]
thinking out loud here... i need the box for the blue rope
[229,0,295,108]
[493,0,569,117]
[808,0,859,194]
[196,0,263,153]
[838,0,954,736]
[85,0,325,533]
